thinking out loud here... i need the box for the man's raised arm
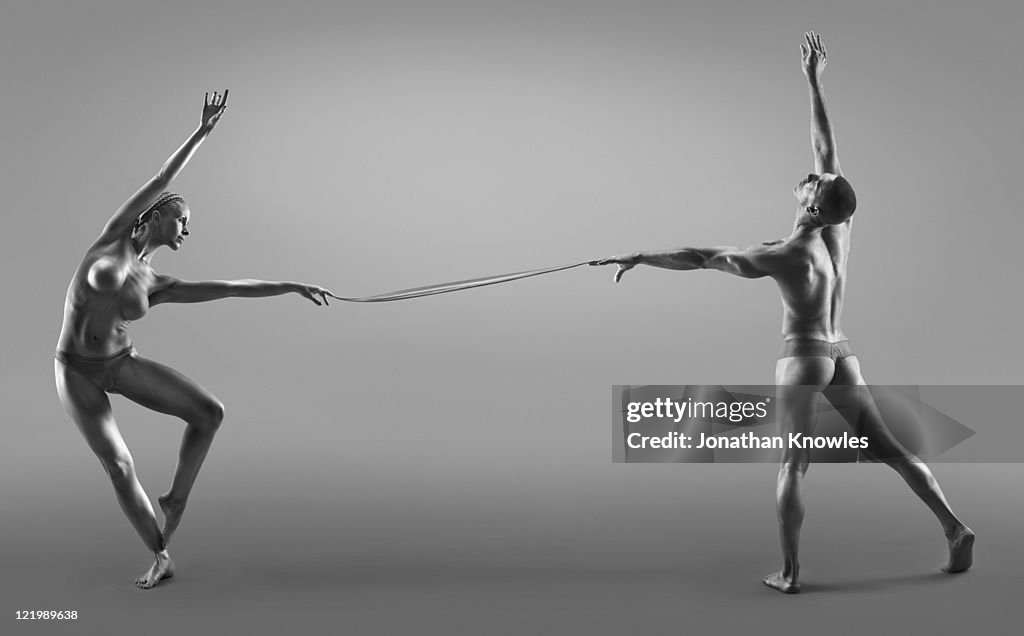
[802,32,842,176]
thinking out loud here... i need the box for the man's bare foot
[158,494,186,547]
[135,552,175,589]
[943,526,975,573]
[763,571,801,594]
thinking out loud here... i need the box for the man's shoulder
[755,235,819,273]
[757,237,805,255]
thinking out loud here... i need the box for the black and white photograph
[2,0,1022,633]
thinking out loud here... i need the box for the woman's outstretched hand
[293,283,338,306]
[590,254,640,283]
[201,90,229,131]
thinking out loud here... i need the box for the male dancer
[593,32,974,593]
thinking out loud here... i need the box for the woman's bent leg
[115,354,224,546]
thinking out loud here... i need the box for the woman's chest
[113,264,156,321]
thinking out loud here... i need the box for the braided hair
[133,192,186,233]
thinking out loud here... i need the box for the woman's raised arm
[98,91,228,241]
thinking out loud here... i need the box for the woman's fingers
[301,286,334,307]
[204,89,228,109]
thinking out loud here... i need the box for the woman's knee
[101,454,136,484]
[191,396,225,431]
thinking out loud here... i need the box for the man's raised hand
[800,32,827,79]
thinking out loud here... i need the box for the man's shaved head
[816,176,856,225]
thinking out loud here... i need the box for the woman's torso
[57,235,156,357]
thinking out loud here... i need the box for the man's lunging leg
[828,360,975,573]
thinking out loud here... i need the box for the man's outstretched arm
[591,241,790,282]
[802,32,842,176]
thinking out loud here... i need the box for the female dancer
[55,91,336,589]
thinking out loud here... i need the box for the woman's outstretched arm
[98,91,229,241]
[149,277,336,306]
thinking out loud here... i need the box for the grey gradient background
[2,0,1022,634]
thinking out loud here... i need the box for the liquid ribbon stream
[327,261,594,303]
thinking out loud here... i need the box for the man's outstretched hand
[590,254,640,283]
[800,31,827,80]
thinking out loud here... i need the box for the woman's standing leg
[55,360,174,588]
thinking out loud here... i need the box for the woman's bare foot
[158,494,186,546]
[943,526,975,573]
[762,570,801,594]
[135,551,175,589]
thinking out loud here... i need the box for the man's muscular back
[774,222,851,341]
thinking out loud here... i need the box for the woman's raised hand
[201,90,229,130]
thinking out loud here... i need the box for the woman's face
[156,204,190,250]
